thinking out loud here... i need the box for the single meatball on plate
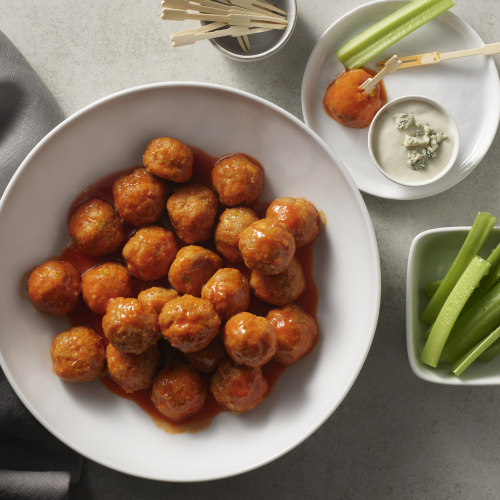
[224,312,277,368]
[201,268,250,322]
[267,303,318,366]
[113,167,168,227]
[137,287,179,314]
[211,359,268,413]
[168,246,222,297]
[69,199,124,256]
[82,262,132,315]
[214,207,259,263]
[266,197,319,248]
[102,297,161,354]
[183,335,227,374]
[28,261,81,315]
[106,344,161,393]
[122,226,177,281]
[50,326,105,382]
[250,257,305,306]
[211,154,264,206]
[143,137,193,183]
[152,362,206,421]
[239,219,295,275]
[159,295,220,353]
[166,184,218,244]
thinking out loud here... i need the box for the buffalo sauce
[323,67,387,129]
[59,146,318,433]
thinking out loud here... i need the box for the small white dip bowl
[368,95,460,188]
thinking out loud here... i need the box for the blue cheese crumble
[394,114,448,170]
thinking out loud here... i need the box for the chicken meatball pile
[27,136,321,423]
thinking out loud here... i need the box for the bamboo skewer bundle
[160,0,287,52]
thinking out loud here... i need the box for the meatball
[201,268,250,322]
[168,246,222,297]
[82,262,132,315]
[223,312,277,368]
[143,137,193,183]
[324,68,384,129]
[214,207,259,263]
[159,295,220,353]
[239,219,295,275]
[183,335,227,373]
[250,257,305,306]
[27,261,81,315]
[106,344,161,393]
[152,362,206,421]
[102,297,161,354]
[211,154,264,206]
[166,184,218,244]
[137,287,179,314]
[267,304,318,366]
[211,359,268,413]
[69,199,124,256]
[122,226,177,281]
[112,167,168,227]
[50,326,105,382]
[266,197,319,248]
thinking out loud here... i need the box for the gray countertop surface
[2,0,500,498]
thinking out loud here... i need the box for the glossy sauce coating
[183,335,227,374]
[69,199,124,256]
[211,359,268,413]
[201,268,250,322]
[122,226,178,281]
[82,262,132,315]
[143,137,193,183]
[28,261,81,315]
[137,287,179,314]
[323,68,387,129]
[113,167,168,227]
[159,295,221,353]
[167,183,218,244]
[102,297,161,354]
[106,344,161,393]
[224,312,277,368]
[152,362,207,421]
[50,326,105,382]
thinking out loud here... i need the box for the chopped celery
[419,212,496,324]
[336,0,455,69]
[441,281,500,364]
[451,325,500,376]
[425,279,442,300]
[420,256,490,368]
[479,338,500,363]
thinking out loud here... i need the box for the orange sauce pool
[59,146,318,433]
[323,67,387,129]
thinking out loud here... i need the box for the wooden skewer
[243,34,251,50]
[229,0,286,16]
[359,55,401,94]
[171,22,226,38]
[171,25,273,46]
[163,0,282,18]
[162,9,287,28]
[237,36,247,52]
[376,43,500,69]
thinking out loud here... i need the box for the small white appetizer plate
[407,227,500,385]
[0,83,380,481]
[302,0,500,200]
[368,95,460,187]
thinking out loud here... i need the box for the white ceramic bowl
[368,95,460,187]
[0,82,380,481]
[407,226,500,385]
[204,0,296,61]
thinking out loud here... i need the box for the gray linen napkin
[0,31,82,500]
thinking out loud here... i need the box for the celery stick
[336,0,455,69]
[441,281,500,364]
[451,325,500,376]
[479,338,500,363]
[425,279,442,300]
[420,256,490,368]
[419,212,496,324]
